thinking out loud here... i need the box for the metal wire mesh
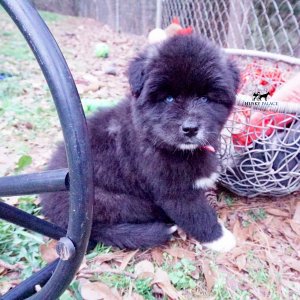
[219,56,300,197]
[161,0,300,57]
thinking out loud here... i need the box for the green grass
[0,77,26,101]
[242,208,267,227]
[0,77,56,135]
[1,6,298,300]
[224,194,234,207]
[0,196,45,279]
[247,208,267,222]
[98,273,131,290]
[167,258,197,290]
[0,27,34,61]
[213,277,232,300]
[134,278,156,300]
[39,11,62,23]
[0,43,33,61]
[15,155,33,173]
[85,243,112,260]
[0,9,61,61]
[246,252,282,300]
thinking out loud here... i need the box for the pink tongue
[202,145,215,152]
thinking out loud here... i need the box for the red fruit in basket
[232,112,292,146]
[260,79,268,86]
[269,86,276,96]
[232,72,300,147]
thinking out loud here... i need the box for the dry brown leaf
[233,219,248,242]
[134,260,155,279]
[0,258,22,271]
[265,208,289,217]
[252,227,273,247]
[80,279,121,300]
[94,251,125,264]
[219,210,228,222]
[40,240,58,263]
[0,281,14,295]
[123,293,144,300]
[165,247,195,261]
[190,267,200,280]
[201,260,216,292]
[284,257,300,273]
[263,215,274,227]
[119,250,138,270]
[293,201,300,223]
[192,297,214,300]
[235,254,247,271]
[0,266,6,276]
[281,279,300,296]
[4,196,19,206]
[152,268,179,300]
[229,247,247,259]
[265,252,281,268]
[151,248,164,266]
[177,228,187,241]
[279,223,296,239]
[78,257,88,272]
[245,223,257,241]
[289,220,300,236]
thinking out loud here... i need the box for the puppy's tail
[91,222,176,249]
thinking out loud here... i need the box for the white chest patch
[194,172,219,190]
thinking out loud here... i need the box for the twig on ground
[78,268,137,279]
[0,259,23,271]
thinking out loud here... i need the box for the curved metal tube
[0,0,94,299]
[225,48,300,66]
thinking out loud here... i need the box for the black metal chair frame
[0,0,94,299]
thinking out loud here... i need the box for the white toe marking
[194,172,219,190]
[168,225,178,234]
[203,222,236,252]
[178,144,198,150]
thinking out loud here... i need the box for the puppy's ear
[227,60,241,93]
[127,55,147,98]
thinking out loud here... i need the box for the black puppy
[41,34,240,251]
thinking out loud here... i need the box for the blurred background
[32,0,300,56]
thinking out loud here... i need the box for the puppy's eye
[164,96,174,103]
[197,96,208,103]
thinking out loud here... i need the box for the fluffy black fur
[41,35,240,249]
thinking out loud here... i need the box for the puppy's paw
[168,225,178,234]
[203,222,236,252]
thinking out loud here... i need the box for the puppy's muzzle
[180,120,199,138]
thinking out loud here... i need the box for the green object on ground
[95,43,109,58]
[81,98,120,114]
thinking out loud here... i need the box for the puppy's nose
[181,122,199,137]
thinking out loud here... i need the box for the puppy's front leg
[156,191,236,252]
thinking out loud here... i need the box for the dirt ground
[0,8,300,300]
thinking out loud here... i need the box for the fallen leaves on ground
[134,260,155,279]
[152,268,179,300]
[201,260,217,292]
[40,240,58,263]
[80,279,122,300]
[1,8,300,300]
[165,246,195,261]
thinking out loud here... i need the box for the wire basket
[219,52,300,197]
[159,0,300,197]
